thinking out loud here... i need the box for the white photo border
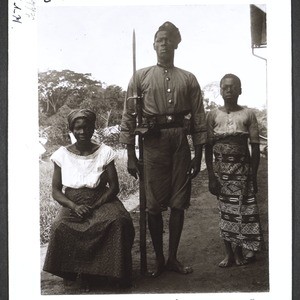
[8,0,292,299]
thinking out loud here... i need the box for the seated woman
[43,109,135,290]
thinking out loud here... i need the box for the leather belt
[144,114,184,129]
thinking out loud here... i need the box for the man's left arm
[188,75,207,179]
[188,144,204,179]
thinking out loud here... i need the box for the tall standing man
[120,21,207,277]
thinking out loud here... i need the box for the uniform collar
[157,63,174,69]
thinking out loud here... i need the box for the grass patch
[39,161,60,245]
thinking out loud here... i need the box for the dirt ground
[40,157,269,295]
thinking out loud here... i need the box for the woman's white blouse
[50,144,117,189]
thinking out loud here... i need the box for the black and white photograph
[8,0,292,299]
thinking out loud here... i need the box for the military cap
[154,21,181,45]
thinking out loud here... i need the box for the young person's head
[220,73,242,104]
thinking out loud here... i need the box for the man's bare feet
[147,257,165,278]
[218,255,234,268]
[165,259,193,274]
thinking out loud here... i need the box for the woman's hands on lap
[72,204,92,219]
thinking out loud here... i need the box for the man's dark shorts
[143,127,191,215]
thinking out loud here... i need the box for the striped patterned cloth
[213,138,263,251]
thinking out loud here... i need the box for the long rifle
[131,30,147,275]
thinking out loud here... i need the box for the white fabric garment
[50,143,117,189]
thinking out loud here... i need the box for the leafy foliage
[252,107,268,137]
[203,81,222,111]
[39,70,103,116]
[39,70,126,152]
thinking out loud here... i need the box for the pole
[132,30,147,275]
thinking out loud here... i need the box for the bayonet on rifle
[129,29,147,275]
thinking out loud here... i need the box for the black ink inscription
[13,2,22,24]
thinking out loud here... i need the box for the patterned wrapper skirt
[213,136,263,251]
[43,184,135,281]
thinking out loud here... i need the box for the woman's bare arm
[205,143,220,196]
[92,160,120,209]
[251,143,260,194]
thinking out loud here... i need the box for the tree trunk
[105,110,111,127]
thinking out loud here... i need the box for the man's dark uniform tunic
[120,64,207,214]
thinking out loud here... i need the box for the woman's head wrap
[67,109,96,131]
[154,21,181,46]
